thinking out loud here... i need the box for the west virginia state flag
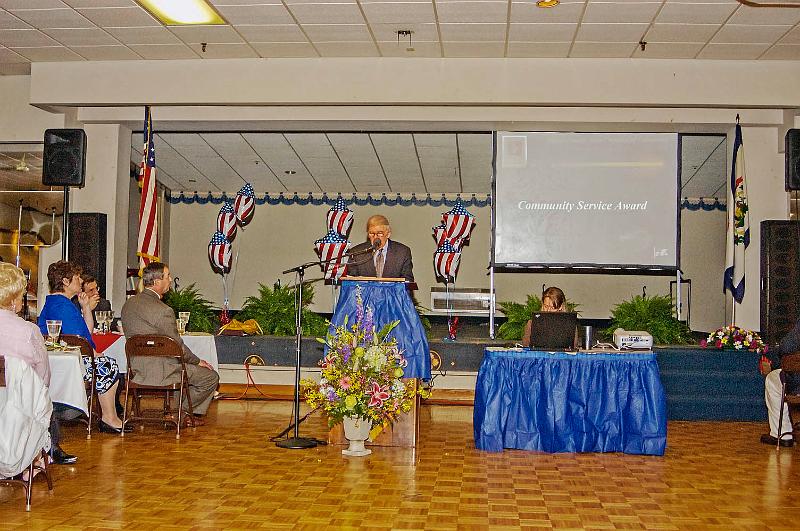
[723,123,750,305]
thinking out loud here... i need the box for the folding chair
[59,334,96,440]
[121,335,195,440]
[0,356,54,511]
[777,352,800,449]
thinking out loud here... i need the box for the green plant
[237,282,328,336]
[603,294,692,345]
[162,284,219,334]
[496,294,579,340]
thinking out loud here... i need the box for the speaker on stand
[42,128,87,261]
[760,220,800,345]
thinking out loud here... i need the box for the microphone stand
[275,246,376,449]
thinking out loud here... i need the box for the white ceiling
[127,131,728,200]
[2,0,800,74]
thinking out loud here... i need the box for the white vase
[342,416,372,456]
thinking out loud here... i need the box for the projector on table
[613,328,654,349]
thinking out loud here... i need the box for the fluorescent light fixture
[537,0,560,7]
[137,0,226,26]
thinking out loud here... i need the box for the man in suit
[346,214,414,282]
[120,262,218,423]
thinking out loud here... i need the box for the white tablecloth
[48,352,89,415]
[99,333,218,373]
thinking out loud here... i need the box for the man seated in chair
[120,262,218,425]
[761,316,800,447]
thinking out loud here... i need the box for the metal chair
[59,334,96,440]
[777,352,800,449]
[121,335,195,440]
[0,356,54,511]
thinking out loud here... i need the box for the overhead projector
[613,328,654,349]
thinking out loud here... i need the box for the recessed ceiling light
[537,0,560,7]
[136,0,226,26]
[284,170,296,175]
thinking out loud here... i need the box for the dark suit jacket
[770,317,800,392]
[346,239,414,282]
[120,289,200,386]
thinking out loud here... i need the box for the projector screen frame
[490,131,683,274]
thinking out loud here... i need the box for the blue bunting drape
[167,191,491,208]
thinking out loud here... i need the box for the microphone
[372,239,382,250]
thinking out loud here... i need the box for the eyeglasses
[368,231,387,237]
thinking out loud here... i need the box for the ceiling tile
[169,25,245,44]
[584,1,661,24]
[44,27,119,46]
[216,4,294,25]
[64,1,136,6]
[370,23,438,42]
[506,41,570,57]
[0,10,31,30]
[327,133,387,189]
[0,1,67,8]
[302,24,371,42]
[0,62,31,74]
[508,23,576,42]
[236,24,307,42]
[697,42,770,60]
[0,44,27,62]
[728,5,800,26]
[188,42,258,58]
[251,41,317,56]
[11,45,84,61]
[289,3,366,24]
[657,2,737,25]
[77,6,159,27]
[632,41,704,59]
[436,1,509,24]
[106,26,181,45]
[760,44,800,60]
[10,8,94,28]
[128,43,199,59]
[361,2,435,24]
[443,41,505,57]
[72,44,140,60]
[510,1,584,23]
[439,23,506,41]
[576,23,650,43]
[377,40,441,56]
[644,23,719,43]
[371,133,425,193]
[315,41,378,56]
[781,25,800,44]
[712,24,792,45]
[0,28,59,47]
[570,41,637,58]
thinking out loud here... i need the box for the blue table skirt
[331,280,431,380]
[474,349,667,455]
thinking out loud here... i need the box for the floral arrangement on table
[301,290,425,430]
[700,325,767,354]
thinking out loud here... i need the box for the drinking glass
[46,320,62,344]
[96,311,109,333]
[179,312,191,329]
[176,318,187,335]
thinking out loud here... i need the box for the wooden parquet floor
[1,401,798,530]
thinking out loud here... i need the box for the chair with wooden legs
[59,334,96,440]
[0,356,54,511]
[121,335,195,440]
[777,352,800,449]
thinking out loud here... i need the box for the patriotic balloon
[327,197,354,236]
[234,183,256,226]
[315,230,351,281]
[216,201,237,241]
[442,198,475,240]
[433,240,461,282]
[208,231,232,274]
[432,223,448,247]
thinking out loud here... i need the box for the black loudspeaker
[68,213,107,296]
[786,129,800,191]
[42,128,86,187]
[761,220,800,345]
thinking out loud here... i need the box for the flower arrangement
[301,289,424,428]
[700,325,767,353]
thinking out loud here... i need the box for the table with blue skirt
[474,348,667,455]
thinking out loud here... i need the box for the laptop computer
[527,312,578,350]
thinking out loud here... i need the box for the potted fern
[162,284,219,334]
[603,294,692,345]
[496,294,579,340]
[237,282,328,336]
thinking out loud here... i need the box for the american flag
[234,183,256,226]
[137,106,160,271]
[326,197,354,236]
[442,199,475,240]
[315,230,350,281]
[208,231,232,273]
[434,240,461,281]
[216,201,238,240]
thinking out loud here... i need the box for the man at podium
[347,214,414,282]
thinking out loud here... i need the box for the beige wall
[0,76,63,142]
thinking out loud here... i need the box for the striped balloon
[432,223,447,246]
[442,198,475,240]
[315,230,351,281]
[433,240,461,281]
[234,183,256,226]
[327,197,354,236]
[208,231,232,273]
[216,201,238,240]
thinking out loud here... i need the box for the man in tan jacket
[121,262,218,422]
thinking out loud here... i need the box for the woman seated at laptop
[521,286,566,347]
